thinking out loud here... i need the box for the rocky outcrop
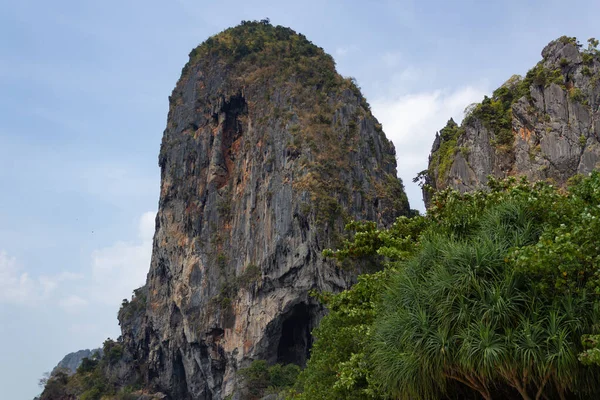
[51,348,102,376]
[117,21,409,399]
[425,36,600,206]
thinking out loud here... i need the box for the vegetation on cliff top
[428,118,465,183]
[186,19,342,93]
[428,36,600,187]
[181,20,409,228]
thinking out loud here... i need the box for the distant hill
[51,348,102,376]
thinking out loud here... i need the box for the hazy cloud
[0,251,82,305]
[0,251,35,305]
[89,211,155,307]
[39,272,84,297]
[371,85,488,210]
[59,295,89,314]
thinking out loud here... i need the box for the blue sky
[1,1,599,398]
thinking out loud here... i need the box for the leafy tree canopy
[291,172,600,400]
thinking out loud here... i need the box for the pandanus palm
[371,201,599,399]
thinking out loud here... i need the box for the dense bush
[238,360,300,399]
[291,173,600,400]
[39,339,132,400]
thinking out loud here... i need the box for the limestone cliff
[51,349,102,376]
[117,21,408,399]
[425,36,600,206]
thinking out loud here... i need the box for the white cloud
[369,66,438,99]
[0,251,82,305]
[0,251,35,305]
[371,85,488,211]
[0,212,155,311]
[59,295,89,313]
[138,211,156,242]
[38,272,83,296]
[89,212,155,306]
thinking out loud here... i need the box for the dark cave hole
[276,303,313,367]
[222,93,247,117]
[223,94,247,139]
[171,350,189,399]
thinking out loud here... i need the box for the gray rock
[51,348,102,376]
[425,37,600,205]
[116,22,409,400]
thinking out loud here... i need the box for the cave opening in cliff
[222,94,247,143]
[171,350,190,399]
[276,303,313,366]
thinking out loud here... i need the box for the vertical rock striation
[118,21,409,399]
[425,36,600,206]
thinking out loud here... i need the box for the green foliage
[569,87,586,104]
[212,263,262,311]
[524,63,564,88]
[239,263,261,285]
[580,335,600,366]
[217,198,232,219]
[584,37,600,62]
[431,56,574,179]
[322,214,426,272]
[290,216,426,399]
[185,20,340,93]
[558,36,580,46]
[290,270,395,400]
[429,119,464,182]
[511,171,600,296]
[118,287,147,322]
[103,339,124,365]
[379,175,600,399]
[217,252,228,270]
[39,371,70,400]
[295,174,600,400]
[239,360,300,398]
[40,337,132,400]
[77,356,99,374]
[464,79,532,150]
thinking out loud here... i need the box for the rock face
[51,348,102,376]
[118,21,408,399]
[425,37,600,206]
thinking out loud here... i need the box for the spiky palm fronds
[371,201,600,400]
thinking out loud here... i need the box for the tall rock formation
[118,21,409,399]
[425,36,600,206]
